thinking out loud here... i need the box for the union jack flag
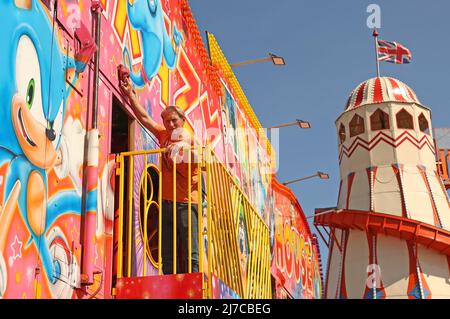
[377,40,412,64]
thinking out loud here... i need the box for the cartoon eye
[148,0,157,14]
[16,35,46,127]
[26,79,35,109]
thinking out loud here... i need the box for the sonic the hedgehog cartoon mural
[0,0,96,297]
[123,0,184,87]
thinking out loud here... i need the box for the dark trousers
[162,200,199,274]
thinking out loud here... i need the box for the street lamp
[317,171,330,180]
[269,119,311,129]
[268,53,286,66]
[230,53,286,68]
[282,171,330,186]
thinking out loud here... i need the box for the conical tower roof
[345,77,420,111]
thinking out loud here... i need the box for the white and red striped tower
[315,77,450,299]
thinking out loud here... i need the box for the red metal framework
[434,128,450,190]
[314,209,450,255]
[436,148,450,190]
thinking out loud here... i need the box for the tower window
[349,114,365,137]
[370,109,390,131]
[418,113,429,134]
[339,123,346,144]
[396,109,414,129]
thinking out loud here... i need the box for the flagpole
[373,28,381,78]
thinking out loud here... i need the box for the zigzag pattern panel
[339,131,434,163]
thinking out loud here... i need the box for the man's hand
[119,76,136,101]
[165,128,195,165]
[117,65,165,137]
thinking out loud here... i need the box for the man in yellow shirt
[120,75,199,274]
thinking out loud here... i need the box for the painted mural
[0,0,322,299]
[0,0,100,299]
[270,180,323,299]
[220,82,270,217]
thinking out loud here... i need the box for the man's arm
[120,77,164,137]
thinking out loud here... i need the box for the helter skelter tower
[315,77,450,299]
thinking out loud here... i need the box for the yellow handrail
[143,154,148,277]
[114,145,271,298]
[172,157,177,274]
[204,145,271,298]
[158,156,163,275]
[116,154,125,279]
[127,155,133,276]
[188,150,192,273]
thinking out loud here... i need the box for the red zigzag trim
[339,131,434,163]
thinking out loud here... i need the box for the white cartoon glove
[54,116,86,194]
[97,159,115,237]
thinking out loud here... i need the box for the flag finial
[373,29,380,77]
[372,28,379,37]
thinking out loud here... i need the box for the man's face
[162,110,184,132]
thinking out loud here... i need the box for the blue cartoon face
[127,0,161,30]
[0,0,67,167]
[124,0,182,87]
[13,34,64,168]
[0,1,86,290]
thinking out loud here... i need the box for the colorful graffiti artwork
[0,0,100,298]
[212,274,240,299]
[270,180,322,299]
[236,204,249,283]
[220,82,271,217]
[123,0,183,88]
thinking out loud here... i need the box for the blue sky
[189,1,450,270]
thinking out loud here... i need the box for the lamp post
[230,53,286,68]
[269,119,311,129]
[282,171,330,186]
